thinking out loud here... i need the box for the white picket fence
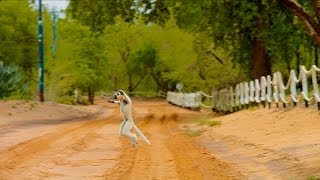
[167,65,320,112]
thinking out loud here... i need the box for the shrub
[0,62,28,98]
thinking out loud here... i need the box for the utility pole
[52,11,57,60]
[38,0,44,102]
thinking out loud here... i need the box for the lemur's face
[114,91,124,100]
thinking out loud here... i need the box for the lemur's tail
[133,125,151,144]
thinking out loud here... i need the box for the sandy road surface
[105,101,242,179]
[198,105,320,179]
[0,100,241,179]
[2,100,318,179]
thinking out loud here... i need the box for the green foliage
[135,0,170,25]
[127,43,157,91]
[101,17,196,92]
[102,17,145,91]
[171,0,317,79]
[67,0,171,31]
[0,0,54,100]
[2,0,320,103]
[0,0,37,74]
[46,19,108,104]
[67,0,135,33]
[0,63,28,98]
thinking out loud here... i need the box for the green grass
[184,128,206,137]
[307,176,320,180]
[249,105,258,111]
[198,118,221,127]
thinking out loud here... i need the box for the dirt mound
[0,100,109,127]
[0,99,110,152]
[196,106,320,179]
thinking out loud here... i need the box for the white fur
[111,90,150,146]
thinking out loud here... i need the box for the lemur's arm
[119,90,132,104]
[108,100,120,104]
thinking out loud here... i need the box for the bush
[0,62,28,98]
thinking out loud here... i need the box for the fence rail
[166,91,200,108]
[167,65,320,112]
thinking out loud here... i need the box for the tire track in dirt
[0,100,243,179]
[0,107,122,179]
[105,103,243,180]
[121,114,181,179]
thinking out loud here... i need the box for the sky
[42,0,69,11]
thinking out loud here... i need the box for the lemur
[108,90,150,147]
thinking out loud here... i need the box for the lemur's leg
[119,120,126,135]
[120,120,138,147]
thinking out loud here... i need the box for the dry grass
[184,128,206,137]
[198,118,221,127]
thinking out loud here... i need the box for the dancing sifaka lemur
[108,90,150,147]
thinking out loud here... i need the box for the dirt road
[0,100,241,179]
[2,100,318,179]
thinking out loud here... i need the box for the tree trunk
[197,59,206,80]
[315,45,319,66]
[295,50,302,91]
[284,50,291,74]
[128,73,134,94]
[251,37,271,79]
[88,87,94,104]
[127,73,145,95]
[295,50,300,73]
[150,71,168,92]
[251,0,271,79]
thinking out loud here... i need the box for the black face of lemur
[114,92,119,99]
[114,90,124,99]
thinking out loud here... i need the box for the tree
[53,0,320,99]
[0,0,37,75]
[280,0,320,46]
[133,0,170,25]
[102,18,147,92]
[171,0,273,79]
[67,0,135,33]
[127,43,159,92]
[46,19,108,104]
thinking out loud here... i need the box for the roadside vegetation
[1,0,320,105]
